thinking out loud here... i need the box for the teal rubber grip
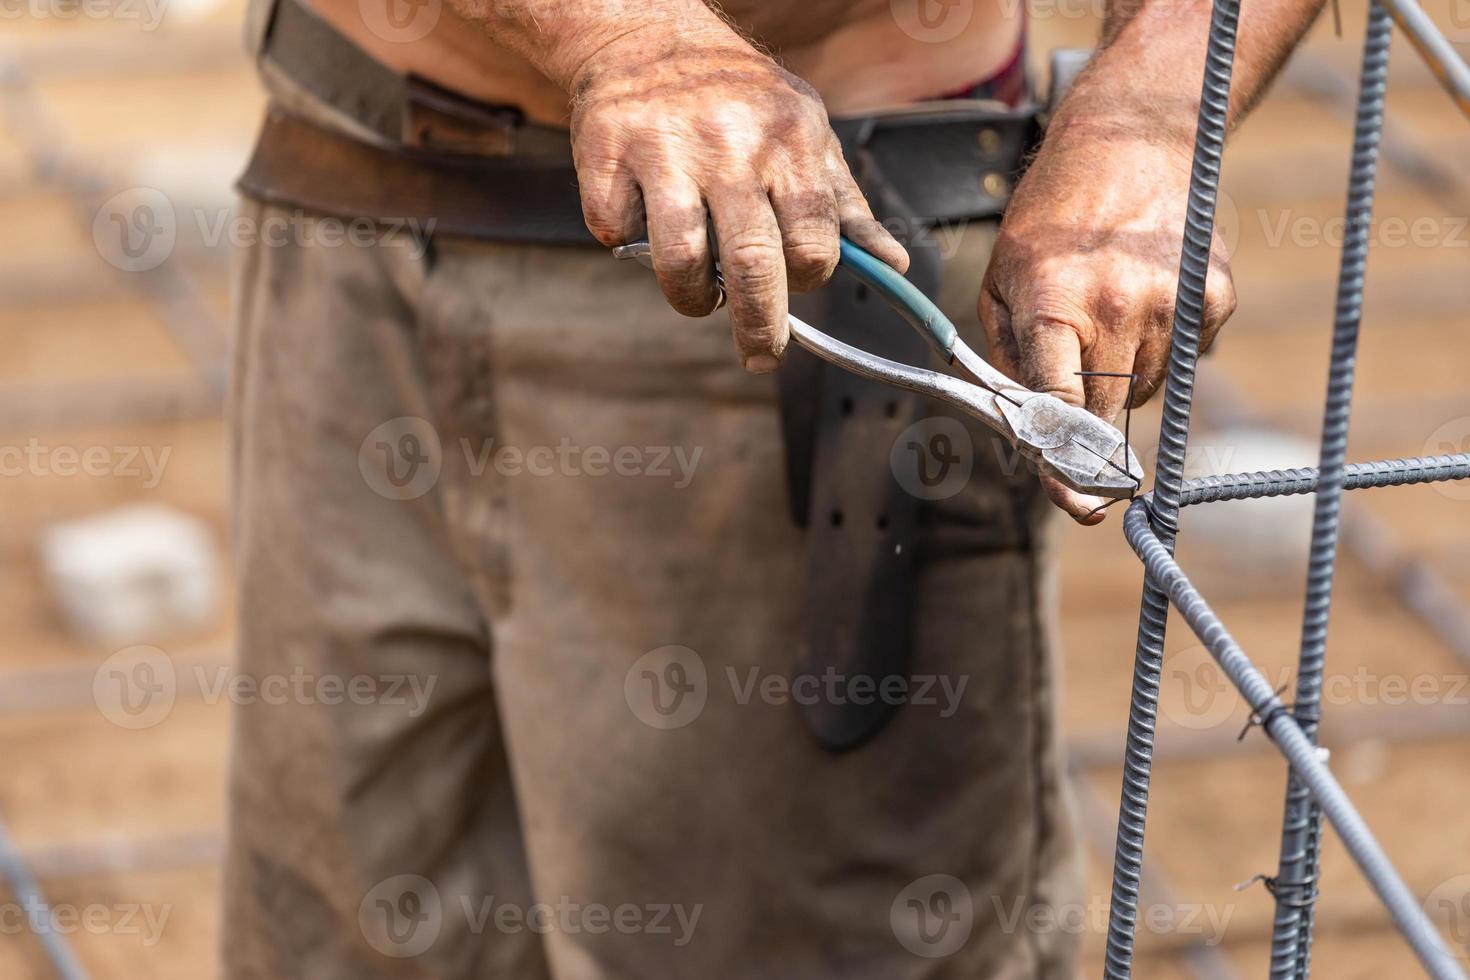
[837,237,960,360]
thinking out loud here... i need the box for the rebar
[0,814,89,980]
[1102,0,1240,972]
[1268,7,1392,975]
[1122,503,1466,980]
[1175,454,1470,504]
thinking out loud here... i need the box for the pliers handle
[613,237,1142,499]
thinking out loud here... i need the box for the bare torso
[306,0,1024,124]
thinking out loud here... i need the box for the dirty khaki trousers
[223,197,1083,979]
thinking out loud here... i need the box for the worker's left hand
[979,119,1236,524]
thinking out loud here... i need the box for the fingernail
[744,354,780,374]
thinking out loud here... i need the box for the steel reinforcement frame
[1099,1,1470,978]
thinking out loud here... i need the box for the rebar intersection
[1100,1,1470,978]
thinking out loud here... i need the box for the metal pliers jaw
[614,237,1142,500]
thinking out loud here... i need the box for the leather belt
[241,0,1041,750]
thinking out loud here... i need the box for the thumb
[1015,318,1109,524]
[1018,318,1086,409]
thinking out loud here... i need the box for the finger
[708,184,788,372]
[768,177,839,294]
[646,182,721,317]
[577,155,643,248]
[831,161,909,274]
[1200,262,1236,354]
[978,278,1020,382]
[1041,474,1110,526]
[1077,332,1140,425]
[1129,308,1173,408]
[1013,315,1112,523]
[1016,316,1087,409]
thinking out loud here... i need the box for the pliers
[613,236,1142,500]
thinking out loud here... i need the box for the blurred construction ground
[1,0,1468,976]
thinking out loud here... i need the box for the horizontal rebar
[1177,453,1470,506]
[1123,502,1466,980]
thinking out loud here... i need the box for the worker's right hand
[568,28,909,374]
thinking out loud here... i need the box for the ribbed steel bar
[1122,503,1466,980]
[1269,8,1392,976]
[1176,454,1470,504]
[1101,0,1240,972]
[0,814,89,980]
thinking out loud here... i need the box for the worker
[225,0,1321,974]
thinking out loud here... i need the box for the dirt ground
[1,1,1468,977]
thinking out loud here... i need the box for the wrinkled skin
[570,30,908,373]
[980,121,1236,520]
[438,0,1323,523]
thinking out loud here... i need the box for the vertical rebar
[1122,503,1467,980]
[1101,0,1240,973]
[1267,7,1392,977]
[0,814,89,980]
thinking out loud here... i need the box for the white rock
[41,504,217,645]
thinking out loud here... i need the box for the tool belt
[240,0,1041,750]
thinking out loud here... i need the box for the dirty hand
[568,28,908,373]
[979,121,1236,524]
